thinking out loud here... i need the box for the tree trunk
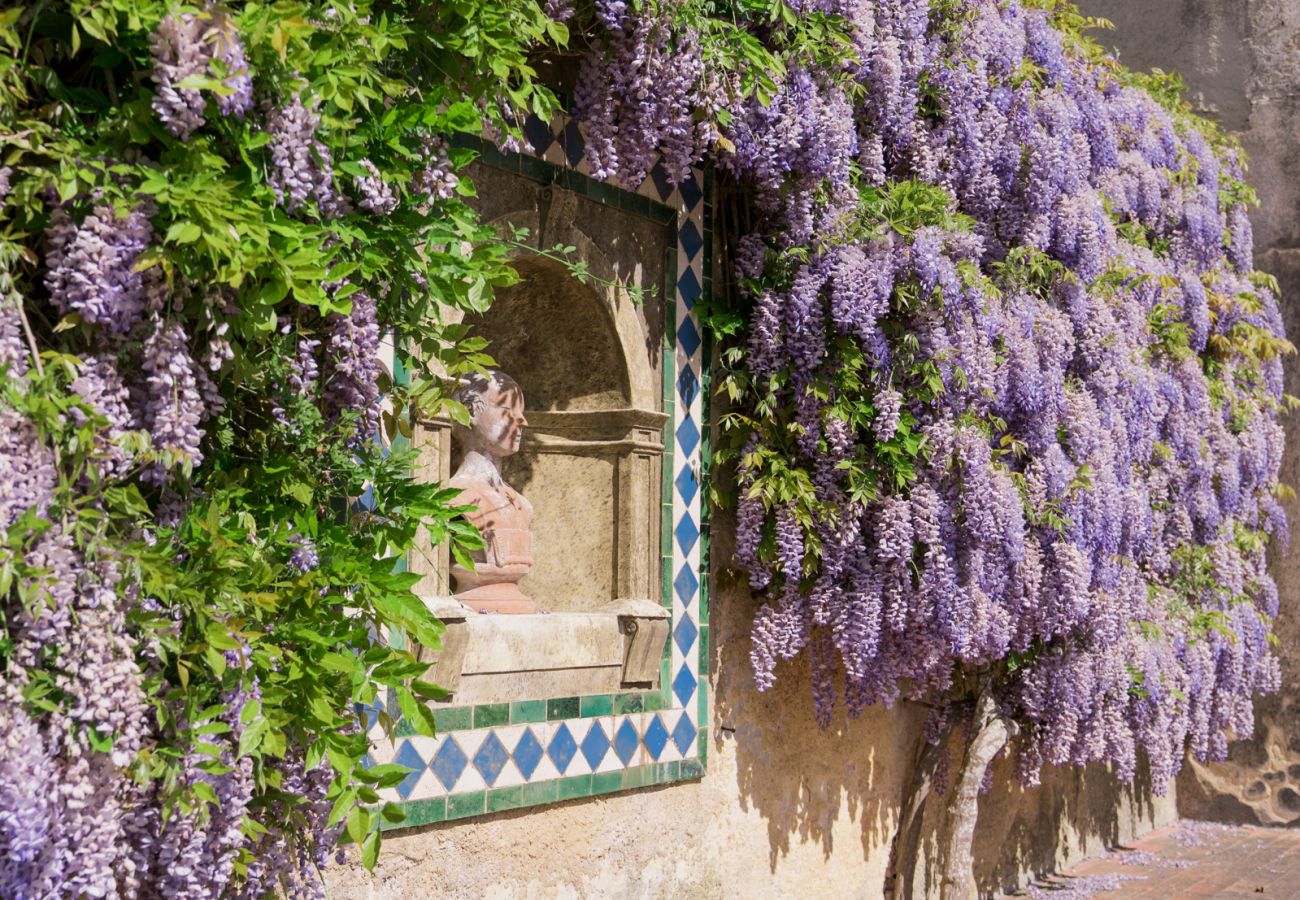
[884,721,947,900]
[935,684,1015,900]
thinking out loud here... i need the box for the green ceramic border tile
[614,692,644,715]
[510,699,547,724]
[660,656,671,689]
[547,697,580,720]
[447,790,486,820]
[433,706,472,733]
[473,703,509,729]
[642,690,665,712]
[697,730,708,768]
[579,694,613,717]
[521,779,559,807]
[487,785,524,814]
[621,765,649,790]
[557,774,592,801]
[386,796,445,830]
[591,771,623,795]
[518,154,551,184]
[393,717,418,738]
[681,758,705,780]
[698,625,709,677]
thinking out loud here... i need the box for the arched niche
[458,254,667,613]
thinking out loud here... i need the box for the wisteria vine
[573,0,1290,793]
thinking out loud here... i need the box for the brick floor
[1005,820,1300,899]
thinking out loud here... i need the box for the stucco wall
[1075,0,1300,825]
[328,516,1175,899]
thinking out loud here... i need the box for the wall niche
[408,160,677,704]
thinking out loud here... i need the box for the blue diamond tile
[649,159,673,200]
[673,663,698,706]
[673,563,699,606]
[512,728,544,780]
[472,732,510,787]
[672,713,698,756]
[393,740,427,800]
[677,364,699,408]
[613,719,640,766]
[674,512,699,557]
[676,266,702,308]
[673,614,698,656]
[524,115,554,156]
[642,715,669,759]
[547,723,578,774]
[678,173,702,210]
[562,119,585,168]
[678,219,703,261]
[429,737,468,791]
[676,316,701,359]
[580,721,610,771]
[674,465,698,507]
[675,415,699,458]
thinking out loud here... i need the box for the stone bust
[448,370,537,614]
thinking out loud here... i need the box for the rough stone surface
[1077,0,1300,828]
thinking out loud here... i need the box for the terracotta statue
[448,370,537,614]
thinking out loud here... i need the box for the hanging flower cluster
[575,0,1289,790]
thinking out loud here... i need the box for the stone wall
[1075,0,1300,826]
[328,517,1175,898]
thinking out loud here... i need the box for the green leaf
[394,686,437,737]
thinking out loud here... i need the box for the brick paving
[1005,820,1300,899]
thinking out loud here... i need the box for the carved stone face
[472,378,527,457]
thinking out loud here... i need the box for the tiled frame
[371,114,711,828]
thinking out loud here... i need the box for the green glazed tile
[393,717,418,738]
[393,796,445,830]
[447,790,485,819]
[557,774,592,802]
[592,771,622,795]
[621,765,648,790]
[473,703,509,729]
[681,758,704,780]
[521,779,559,807]
[614,692,644,715]
[698,626,710,676]
[433,706,472,733]
[487,786,524,814]
[579,695,613,717]
[642,691,664,712]
[510,699,546,724]
[660,760,681,782]
[697,733,709,768]
[547,697,579,720]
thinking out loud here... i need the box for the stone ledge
[415,596,670,705]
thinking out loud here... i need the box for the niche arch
[452,207,668,613]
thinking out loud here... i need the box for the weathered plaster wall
[1075,0,1300,826]
[328,517,1175,899]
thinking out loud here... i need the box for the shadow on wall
[710,503,1167,896]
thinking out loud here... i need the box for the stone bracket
[612,598,671,688]
[415,595,474,696]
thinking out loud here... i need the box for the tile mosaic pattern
[376,113,709,828]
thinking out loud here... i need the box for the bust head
[453,369,527,458]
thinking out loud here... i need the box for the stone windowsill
[415,596,670,706]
